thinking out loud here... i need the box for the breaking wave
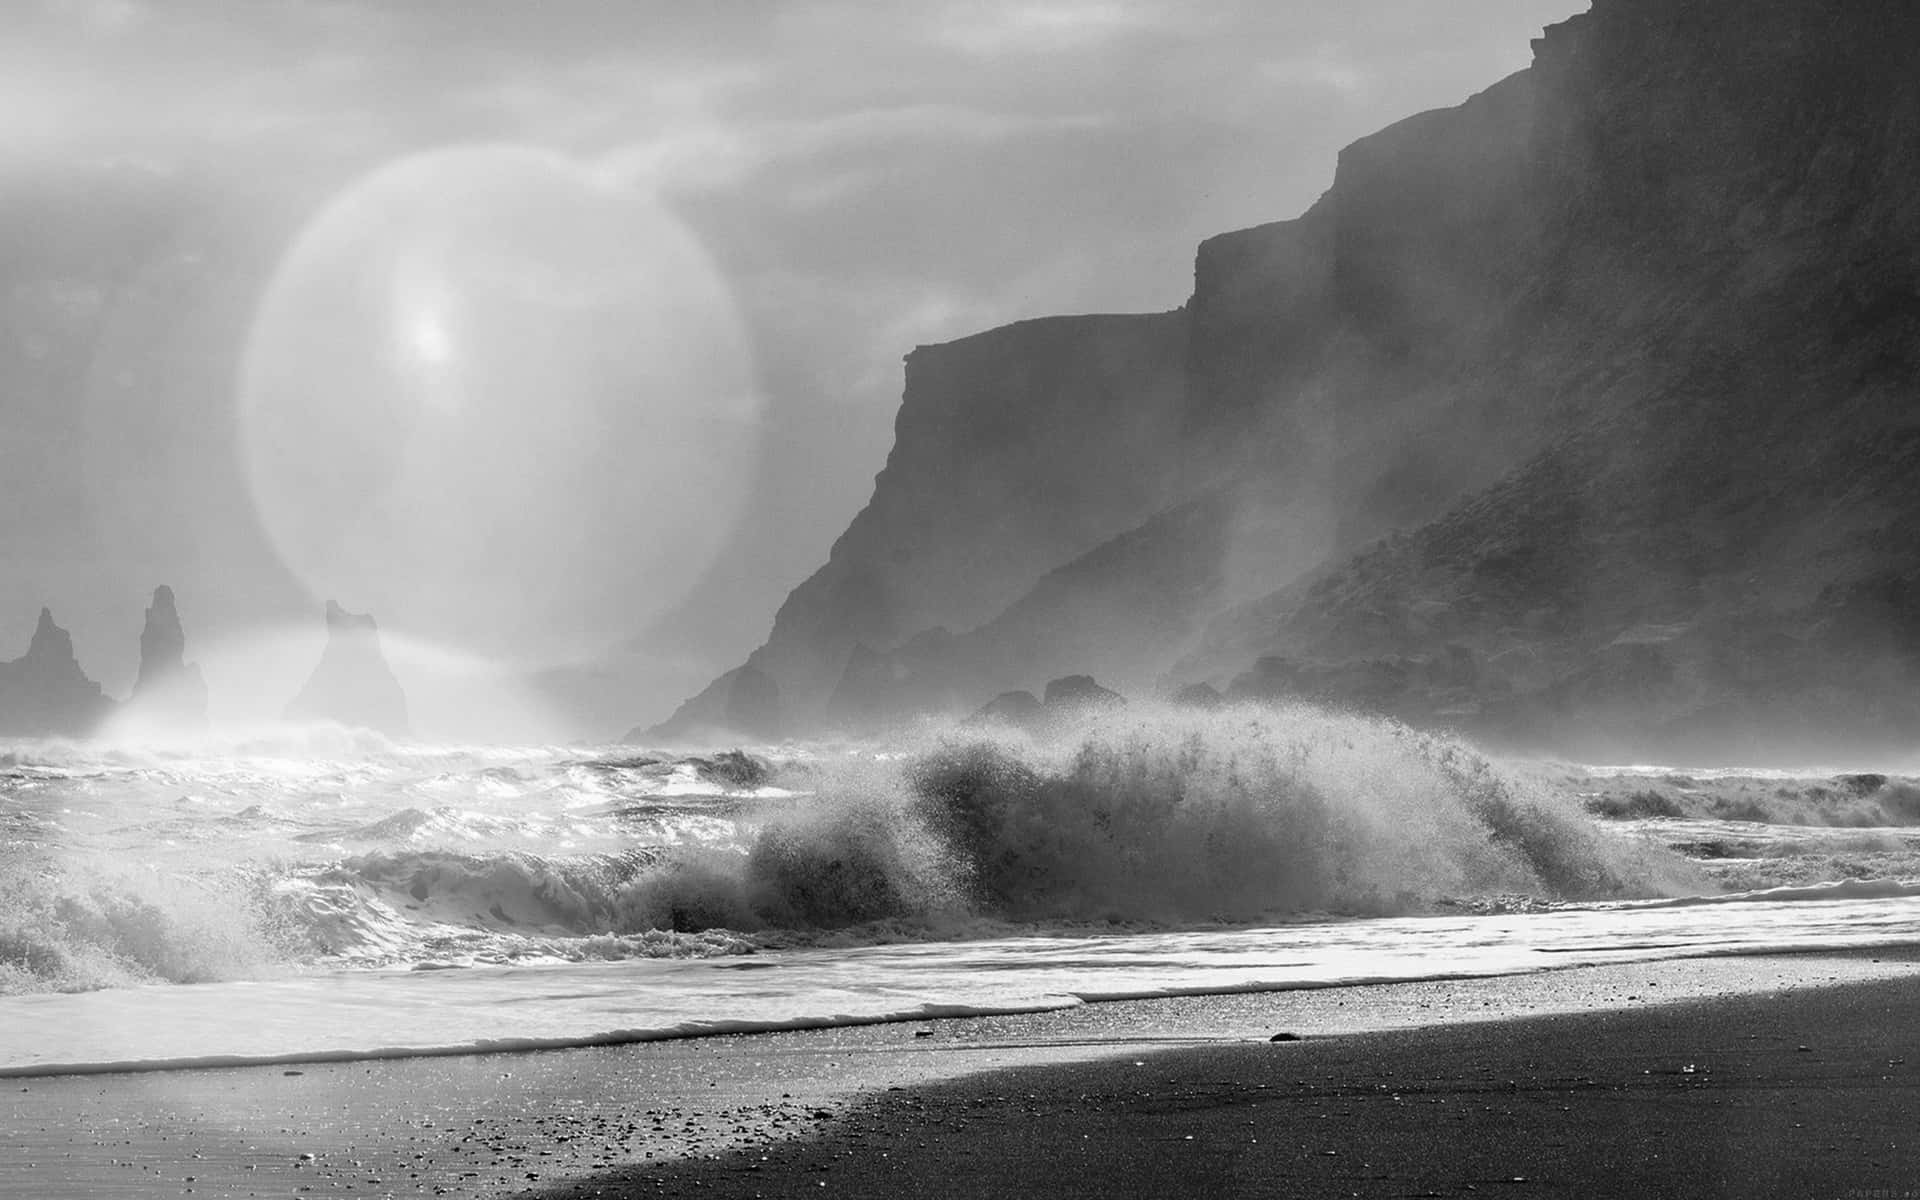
[1,705,1714,993]
[626,706,1696,932]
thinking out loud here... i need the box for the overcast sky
[0,0,1583,738]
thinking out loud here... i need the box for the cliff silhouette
[643,0,1920,761]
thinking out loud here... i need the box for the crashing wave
[622,706,1698,932]
[0,704,1726,994]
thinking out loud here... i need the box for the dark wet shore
[532,949,1920,1200]
[5,950,1918,1198]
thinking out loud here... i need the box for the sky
[0,0,1584,740]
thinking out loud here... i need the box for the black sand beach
[6,950,1918,1198]
[530,950,1920,1200]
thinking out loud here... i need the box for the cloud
[930,0,1176,54]
[35,0,148,34]
[599,103,1106,195]
[1262,50,1373,98]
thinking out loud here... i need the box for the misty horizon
[3,0,1580,741]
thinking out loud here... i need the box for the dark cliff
[286,601,411,738]
[644,0,1920,758]
[641,312,1190,742]
[0,609,113,737]
[1184,0,1920,760]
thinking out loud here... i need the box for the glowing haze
[241,145,759,665]
[0,0,1581,739]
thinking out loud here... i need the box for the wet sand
[5,950,1919,1198]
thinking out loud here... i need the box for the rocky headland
[643,0,1920,762]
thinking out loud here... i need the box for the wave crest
[632,706,1695,931]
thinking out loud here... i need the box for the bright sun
[408,307,454,368]
[238,145,763,667]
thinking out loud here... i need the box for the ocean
[4,706,1918,1078]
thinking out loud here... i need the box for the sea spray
[617,756,961,931]
[0,859,294,993]
[0,706,1712,993]
[627,705,1698,931]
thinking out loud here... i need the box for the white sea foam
[4,889,1917,1077]
[4,704,1918,1074]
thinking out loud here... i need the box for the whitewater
[4,706,1919,1078]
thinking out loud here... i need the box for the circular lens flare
[239,144,761,669]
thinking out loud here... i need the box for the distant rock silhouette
[286,601,409,737]
[629,664,781,745]
[128,585,207,733]
[721,665,782,741]
[967,690,1044,730]
[1042,675,1125,714]
[0,608,112,737]
[1169,683,1224,711]
[965,677,1126,736]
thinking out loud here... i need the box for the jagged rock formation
[646,0,1920,761]
[285,601,410,738]
[0,608,113,737]
[127,585,207,732]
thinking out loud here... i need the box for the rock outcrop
[644,0,1920,761]
[1042,675,1125,715]
[0,608,113,737]
[127,585,208,732]
[965,676,1126,736]
[967,690,1044,730]
[286,601,410,738]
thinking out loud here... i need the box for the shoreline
[13,882,1920,1081]
[538,946,1920,1200]
[5,948,1918,1197]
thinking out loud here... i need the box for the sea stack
[285,601,410,738]
[0,608,114,737]
[129,585,208,733]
